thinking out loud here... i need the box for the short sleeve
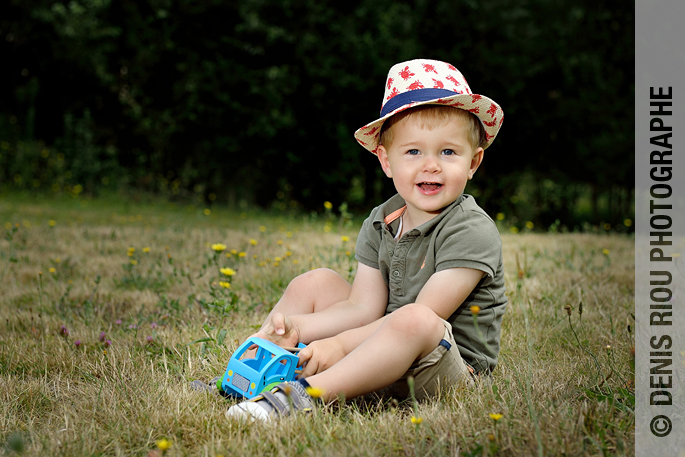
[355,206,382,270]
[435,210,501,278]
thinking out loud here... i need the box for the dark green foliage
[1,0,633,227]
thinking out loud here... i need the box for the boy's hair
[379,106,487,151]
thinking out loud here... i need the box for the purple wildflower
[128,324,137,330]
[59,325,69,337]
[74,340,82,348]
[115,319,122,325]
[105,340,111,347]
[146,336,154,343]
[150,322,158,329]
[99,331,106,342]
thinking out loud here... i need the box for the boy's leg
[306,303,445,401]
[260,268,352,326]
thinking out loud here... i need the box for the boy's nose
[422,156,441,173]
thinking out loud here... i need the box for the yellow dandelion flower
[49,267,56,273]
[156,439,172,451]
[220,267,236,276]
[130,259,138,265]
[323,201,333,210]
[496,213,505,221]
[411,417,423,424]
[525,221,534,229]
[292,260,299,264]
[275,257,282,262]
[602,248,610,255]
[127,252,134,257]
[230,249,237,255]
[274,262,280,267]
[253,254,258,259]
[489,413,503,421]
[143,247,150,253]
[624,218,632,227]
[127,247,135,253]
[203,208,211,215]
[238,252,246,258]
[345,250,351,256]
[306,386,325,398]
[211,243,227,252]
[250,239,257,246]
[285,251,292,257]
[49,220,57,227]
[259,225,267,232]
[225,253,232,258]
[54,258,61,263]
[323,225,331,233]
[603,223,611,230]
[219,281,231,289]
[341,235,350,242]
[286,231,293,237]
[470,305,481,315]
[509,226,519,234]
[277,240,283,245]
[258,262,266,267]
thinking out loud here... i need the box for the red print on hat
[398,66,415,80]
[386,87,400,100]
[387,78,394,90]
[487,103,498,118]
[422,63,438,74]
[483,118,497,127]
[432,79,444,89]
[364,126,380,136]
[467,107,480,114]
[470,94,482,103]
[407,80,425,90]
[445,75,461,88]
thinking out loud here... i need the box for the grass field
[0,195,635,456]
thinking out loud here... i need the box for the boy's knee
[291,268,341,288]
[388,304,444,338]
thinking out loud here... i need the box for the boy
[227,59,507,420]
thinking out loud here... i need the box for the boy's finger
[272,313,285,335]
[302,358,319,378]
[297,347,311,367]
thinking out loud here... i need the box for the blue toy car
[218,337,305,399]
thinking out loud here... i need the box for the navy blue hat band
[380,88,461,117]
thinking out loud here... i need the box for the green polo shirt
[355,193,507,374]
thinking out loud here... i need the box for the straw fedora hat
[354,59,504,154]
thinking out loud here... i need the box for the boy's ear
[468,147,484,180]
[377,145,393,178]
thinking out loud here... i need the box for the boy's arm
[257,263,389,345]
[296,267,484,376]
[339,267,483,348]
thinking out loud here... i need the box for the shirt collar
[372,193,469,235]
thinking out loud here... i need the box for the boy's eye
[406,149,420,155]
[441,149,455,155]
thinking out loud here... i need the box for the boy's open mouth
[417,182,443,192]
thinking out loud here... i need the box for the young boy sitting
[227,59,507,420]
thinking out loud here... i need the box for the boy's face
[376,116,484,222]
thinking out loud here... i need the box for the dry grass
[0,196,634,456]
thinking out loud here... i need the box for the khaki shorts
[380,319,474,401]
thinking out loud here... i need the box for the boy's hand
[250,312,301,348]
[297,337,346,377]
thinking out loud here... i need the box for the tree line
[1,0,634,230]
